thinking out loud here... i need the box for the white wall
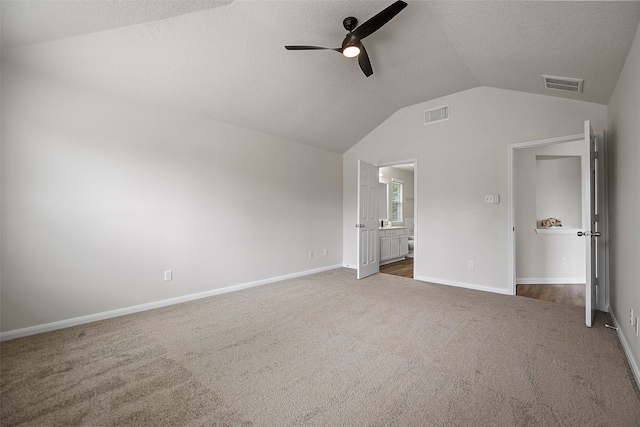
[607,21,640,382]
[514,142,585,283]
[1,63,343,333]
[536,157,582,229]
[343,86,606,294]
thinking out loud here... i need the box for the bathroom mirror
[378,180,388,221]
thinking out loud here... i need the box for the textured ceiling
[1,1,233,48]
[2,1,640,153]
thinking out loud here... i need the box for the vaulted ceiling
[2,1,639,153]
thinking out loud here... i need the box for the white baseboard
[516,278,585,285]
[609,310,640,392]
[0,264,343,342]
[414,275,512,295]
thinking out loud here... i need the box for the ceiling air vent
[542,75,584,93]
[424,105,449,125]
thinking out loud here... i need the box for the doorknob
[577,231,601,237]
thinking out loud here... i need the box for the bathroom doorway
[377,159,417,279]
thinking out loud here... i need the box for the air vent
[424,105,449,125]
[542,75,584,93]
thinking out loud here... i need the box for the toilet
[405,222,415,258]
[407,228,414,258]
[407,237,414,257]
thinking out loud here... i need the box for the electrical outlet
[309,251,313,259]
[468,261,474,269]
[636,318,639,337]
[562,258,567,265]
[164,270,172,281]
[631,309,634,325]
[484,195,494,204]
[323,249,328,256]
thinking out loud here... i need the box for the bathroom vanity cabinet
[379,227,409,264]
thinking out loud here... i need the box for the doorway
[377,159,417,279]
[513,144,585,305]
[507,126,607,324]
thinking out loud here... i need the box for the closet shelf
[535,228,580,235]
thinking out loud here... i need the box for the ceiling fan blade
[285,45,341,52]
[352,0,407,40]
[358,43,373,77]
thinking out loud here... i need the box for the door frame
[507,132,608,311]
[376,158,418,278]
[594,130,608,312]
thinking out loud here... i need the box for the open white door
[357,160,379,279]
[580,120,599,327]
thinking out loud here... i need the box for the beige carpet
[2,269,639,426]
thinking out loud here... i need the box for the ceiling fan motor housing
[343,17,358,32]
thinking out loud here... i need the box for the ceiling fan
[285,1,408,77]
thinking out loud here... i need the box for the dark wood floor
[379,257,413,278]
[516,284,585,308]
[380,261,584,308]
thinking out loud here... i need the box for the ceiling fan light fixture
[343,44,360,57]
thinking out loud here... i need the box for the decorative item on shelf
[540,217,562,228]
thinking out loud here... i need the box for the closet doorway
[508,123,608,327]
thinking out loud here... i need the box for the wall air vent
[424,105,449,125]
[542,75,584,93]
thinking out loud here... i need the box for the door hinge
[595,214,599,222]
[595,277,599,286]
[592,151,599,160]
